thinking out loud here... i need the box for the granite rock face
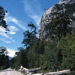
[39,0,75,40]
[59,0,75,4]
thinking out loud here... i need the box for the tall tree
[57,34,75,74]
[10,47,28,69]
[0,47,9,69]
[22,22,37,47]
[0,6,8,29]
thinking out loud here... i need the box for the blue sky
[0,0,60,56]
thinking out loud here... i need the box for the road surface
[0,69,23,75]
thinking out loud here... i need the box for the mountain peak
[59,0,75,4]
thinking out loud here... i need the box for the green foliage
[57,34,75,74]
[0,6,9,70]
[11,21,75,75]
[22,23,37,47]
[22,30,33,47]
[28,22,36,33]
[65,3,75,17]
[0,6,8,30]
[10,47,28,69]
[26,39,45,68]
[11,34,75,74]
[43,42,58,71]
[0,47,9,69]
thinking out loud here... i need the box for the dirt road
[0,70,23,75]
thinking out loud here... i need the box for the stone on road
[0,70,23,75]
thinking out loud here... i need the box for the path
[0,69,23,75]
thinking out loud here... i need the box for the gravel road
[0,70,23,75]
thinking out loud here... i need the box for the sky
[0,0,60,57]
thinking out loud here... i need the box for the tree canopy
[0,6,8,30]
[0,47,9,69]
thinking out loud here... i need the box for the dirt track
[0,70,23,75]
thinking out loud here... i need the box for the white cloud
[0,38,11,43]
[5,14,26,30]
[0,15,19,43]
[7,48,16,57]
[8,25,19,35]
[0,26,16,43]
[31,15,41,25]
[0,37,15,44]
[0,26,9,38]
[23,0,43,26]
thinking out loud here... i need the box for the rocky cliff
[39,0,75,40]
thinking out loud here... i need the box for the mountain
[59,0,75,4]
[39,0,75,40]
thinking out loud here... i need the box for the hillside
[39,0,75,40]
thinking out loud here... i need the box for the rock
[59,0,75,4]
[39,0,75,40]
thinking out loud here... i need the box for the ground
[0,69,23,75]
